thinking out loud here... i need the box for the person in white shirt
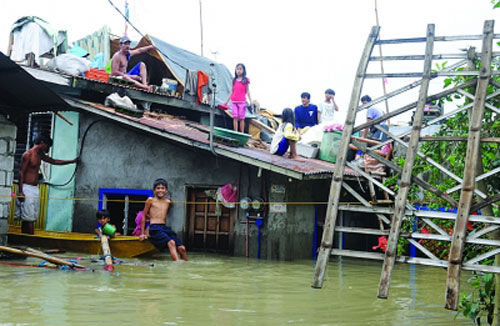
[318,88,339,123]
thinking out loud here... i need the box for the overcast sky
[0,0,498,122]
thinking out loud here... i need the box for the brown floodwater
[0,253,471,325]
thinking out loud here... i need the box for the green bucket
[102,223,116,237]
[319,130,342,163]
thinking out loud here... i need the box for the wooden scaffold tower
[312,20,500,310]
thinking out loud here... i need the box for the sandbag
[47,53,91,76]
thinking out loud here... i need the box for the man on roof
[111,35,155,91]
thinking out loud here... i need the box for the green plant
[458,273,495,325]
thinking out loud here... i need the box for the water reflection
[0,254,469,325]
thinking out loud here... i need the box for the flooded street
[0,254,470,325]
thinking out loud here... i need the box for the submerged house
[0,28,382,260]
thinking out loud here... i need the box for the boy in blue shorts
[139,178,188,261]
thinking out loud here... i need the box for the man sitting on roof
[111,35,155,91]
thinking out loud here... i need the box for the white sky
[1,0,498,123]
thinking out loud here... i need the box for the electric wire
[106,0,190,71]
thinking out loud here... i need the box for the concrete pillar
[0,115,16,245]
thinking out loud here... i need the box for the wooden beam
[353,79,477,133]
[375,125,487,199]
[470,193,500,213]
[445,20,494,311]
[341,182,391,225]
[351,139,458,207]
[420,136,500,143]
[311,26,380,289]
[332,249,500,274]
[356,59,469,113]
[378,24,436,299]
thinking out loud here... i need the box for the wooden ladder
[311,20,499,311]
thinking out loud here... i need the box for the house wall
[73,114,257,239]
[73,113,331,260]
[0,115,16,245]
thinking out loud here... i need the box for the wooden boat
[7,226,158,258]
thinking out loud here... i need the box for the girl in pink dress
[225,63,252,132]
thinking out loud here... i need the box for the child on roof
[270,108,300,159]
[224,63,252,133]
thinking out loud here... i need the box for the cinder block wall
[0,115,16,245]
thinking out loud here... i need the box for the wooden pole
[374,0,390,122]
[100,235,114,272]
[445,21,494,311]
[55,112,73,126]
[0,246,88,270]
[378,24,435,299]
[311,26,380,289]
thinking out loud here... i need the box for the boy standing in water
[139,178,188,261]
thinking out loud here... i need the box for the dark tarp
[149,35,233,105]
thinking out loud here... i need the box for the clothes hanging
[196,70,209,105]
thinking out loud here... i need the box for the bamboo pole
[311,26,380,289]
[100,235,114,272]
[445,20,494,311]
[378,24,435,299]
[374,0,390,122]
[0,246,88,270]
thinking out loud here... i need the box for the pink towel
[132,211,143,236]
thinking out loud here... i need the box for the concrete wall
[0,115,16,245]
[73,114,256,240]
[73,113,331,260]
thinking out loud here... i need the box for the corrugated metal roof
[65,97,358,180]
[0,52,70,113]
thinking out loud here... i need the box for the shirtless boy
[17,135,79,234]
[111,35,155,91]
[139,178,188,261]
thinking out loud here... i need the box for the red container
[85,69,109,83]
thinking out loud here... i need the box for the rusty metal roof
[66,97,358,180]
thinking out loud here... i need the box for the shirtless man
[16,135,79,234]
[111,35,155,91]
[140,178,188,261]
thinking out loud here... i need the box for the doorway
[186,187,235,253]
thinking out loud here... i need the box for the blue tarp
[149,35,233,105]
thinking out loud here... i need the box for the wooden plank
[378,24,436,299]
[331,249,500,274]
[421,218,448,236]
[353,79,477,133]
[338,204,500,225]
[457,88,500,114]
[407,238,440,260]
[370,53,468,61]
[352,139,458,207]
[470,193,500,213]
[467,225,500,240]
[365,71,482,78]
[421,136,500,143]
[465,248,500,265]
[341,182,391,225]
[311,26,380,289]
[335,226,388,236]
[376,34,487,45]
[375,124,487,199]
[356,59,468,113]
[346,161,396,197]
[445,20,494,311]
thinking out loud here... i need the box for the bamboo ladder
[311,20,500,311]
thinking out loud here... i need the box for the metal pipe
[209,63,217,156]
